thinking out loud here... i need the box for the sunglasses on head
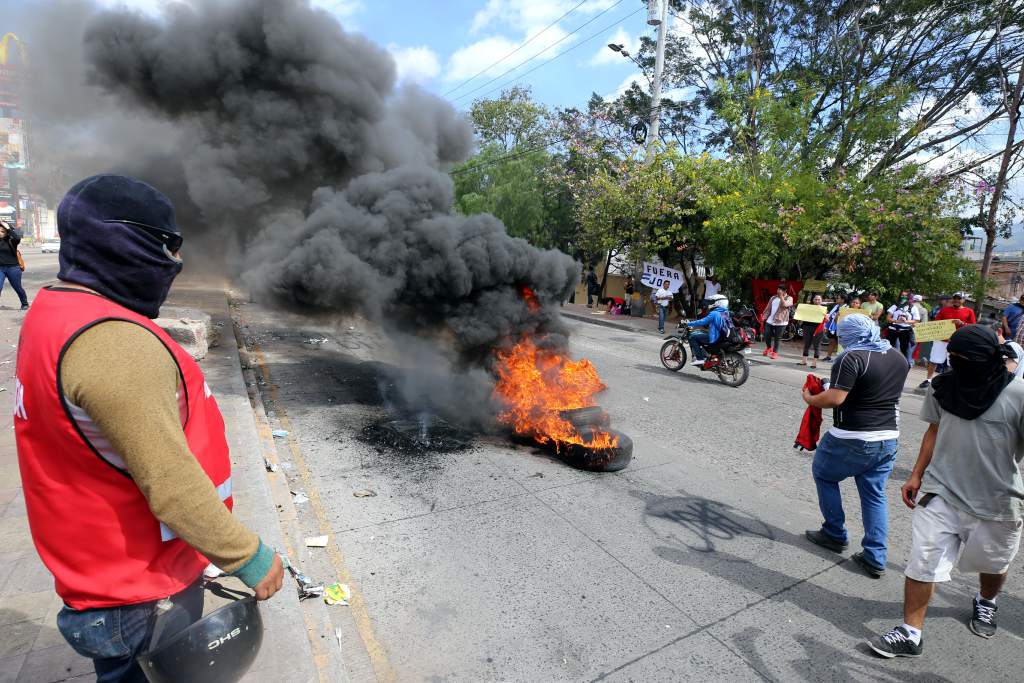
[105,219,183,253]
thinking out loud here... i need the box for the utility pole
[646,0,668,160]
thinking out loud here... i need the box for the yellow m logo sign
[0,33,28,67]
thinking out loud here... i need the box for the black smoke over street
[23,0,579,423]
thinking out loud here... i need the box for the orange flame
[492,337,618,449]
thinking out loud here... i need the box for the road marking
[251,344,397,683]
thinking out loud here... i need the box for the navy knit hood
[57,174,183,318]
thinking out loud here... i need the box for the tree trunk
[977,62,1024,315]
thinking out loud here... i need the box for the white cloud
[604,71,646,99]
[389,44,442,85]
[471,0,617,35]
[589,27,638,66]
[445,35,522,82]
[310,0,364,20]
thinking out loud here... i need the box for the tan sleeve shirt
[59,321,259,572]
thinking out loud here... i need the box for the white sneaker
[690,359,705,366]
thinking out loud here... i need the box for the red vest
[14,288,232,609]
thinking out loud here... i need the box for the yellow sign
[802,279,827,293]
[793,303,827,324]
[837,308,869,322]
[912,320,957,343]
[0,34,27,66]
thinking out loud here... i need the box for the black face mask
[56,175,184,318]
[933,326,1014,420]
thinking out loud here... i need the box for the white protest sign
[640,262,684,293]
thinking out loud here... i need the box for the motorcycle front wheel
[716,352,750,387]
[660,339,687,371]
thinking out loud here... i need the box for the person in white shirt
[887,291,921,367]
[703,275,721,305]
[655,281,673,334]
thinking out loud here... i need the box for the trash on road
[304,337,329,345]
[291,490,309,505]
[353,489,376,498]
[280,554,324,600]
[324,582,351,606]
[643,396,650,402]
[203,563,224,579]
[264,458,279,472]
[335,627,343,650]
[305,535,329,547]
[272,429,289,438]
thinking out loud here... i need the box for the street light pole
[646,0,668,161]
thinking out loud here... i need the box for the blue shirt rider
[686,295,730,365]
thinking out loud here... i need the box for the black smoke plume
[22,0,579,423]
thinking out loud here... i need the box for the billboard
[0,118,27,169]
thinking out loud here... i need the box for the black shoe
[20,303,28,310]
[852,551,886,578]
[868,625,923,658]
[970,597,997,638]
[805,529,848,553]
[918,379,931,389]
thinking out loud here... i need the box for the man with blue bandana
[801,314,910,578]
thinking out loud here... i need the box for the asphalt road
[232,293,1024,683]
[16,252,1021,681]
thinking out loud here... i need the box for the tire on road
[716,352,750,387]
[660,339,687,371]
[560,406,611,431]
[558,427,633,472]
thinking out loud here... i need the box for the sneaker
[770,351,779,360]
[805,529,848,553]
[970,597,998,638]
[690,359,705,366]
[822,356,833,363]
[918,379,931,389]
[868,626,923,658]
[762,348,770,357]
[20,303,29,310]
[852,551,886,578]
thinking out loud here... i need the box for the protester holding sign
[887,293,921,366]
[798,295,828,368]
[822,293,848,363]
[922,294,977,389]
[762,283,793,360]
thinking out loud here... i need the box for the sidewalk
[0,274,336,682]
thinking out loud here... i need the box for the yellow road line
[252,345,397,683]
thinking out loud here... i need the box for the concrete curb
[560,309,660,334]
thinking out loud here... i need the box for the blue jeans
[811,432,898,568]
[0,265,28,306]
[56,579,204,683]
[689,330,710,360]
[658,305,668,331]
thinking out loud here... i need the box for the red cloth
[795,374,825,451]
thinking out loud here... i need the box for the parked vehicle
[40,239,60,254]
[659,320,752,387]
[730,302,761,343]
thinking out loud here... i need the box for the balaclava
[57,175,183,318]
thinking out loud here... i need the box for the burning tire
[560,406,610,430]
[558,427,632,472]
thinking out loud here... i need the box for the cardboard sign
[837,308,869,322]
[793,304,827,324]
[802,279,827,293]
[912,319,957,343]
[641,262,684,293]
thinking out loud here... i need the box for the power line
[451,0,630,104]
[443,0,593,97]
[455,6,646,105]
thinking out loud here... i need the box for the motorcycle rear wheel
[660,339,687,371]
[716,352,750,387]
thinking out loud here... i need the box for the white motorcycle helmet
[709,294,729,310]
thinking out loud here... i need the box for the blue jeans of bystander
[0,265,28,307]
[657,305,668,332]
[56,579,204,683]
[811,432,898,568]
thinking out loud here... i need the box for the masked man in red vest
[14,175,283,682]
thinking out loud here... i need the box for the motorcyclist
[686,294,731,365]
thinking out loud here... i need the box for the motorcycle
[659,320,752,387]
[730,303,760,342]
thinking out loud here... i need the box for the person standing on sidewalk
[822,293,850,362]
[861,291,885,325]
[802,314,910,578]
[585,266,599,307]
[14,175,284,683]
[1002,293,1024,343]
[921,293,976,389]
[0,216,30,310]
[910,294,930,366]
[798,294,827,369]
[655,280,673,334]
[886,293,920,366]
[762,283,793,360]
[869,325,1024,658]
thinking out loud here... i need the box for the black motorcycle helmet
[137,596,263,683]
